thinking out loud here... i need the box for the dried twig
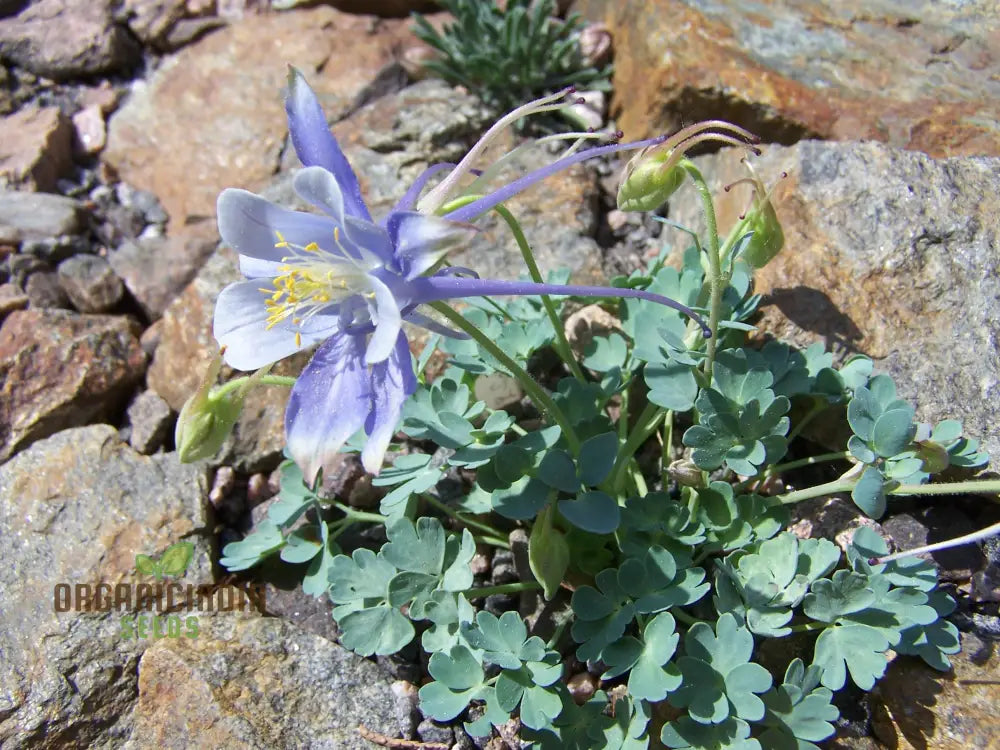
[357,724,449,750]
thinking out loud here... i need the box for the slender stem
[428,301,582,454]
[632,468,649,496]
[212,374,297,399]
[493,204,587,382]
[872,520,1000,564]
[330,501,387,525]
[473,534,512,550]
[776,479,856,506]
[889,480,1000,497]
[661,410,674,487]
[420,492,507,540]
[671,608,701,627]
[786,621,830,634]
[680,159,723,383]
[462,581,542,600]
[610,402,664,491]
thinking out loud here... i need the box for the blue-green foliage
[411,0,611,115]
[218,207,987,748]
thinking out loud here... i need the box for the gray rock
[23,269,70,309]
[0,424,211,749]
[0,0,140,79]
[123,614,401,749]
[20,234,90,264]
[126,389,174,454]
[0,190,81,239]
[57,254,124,313]
[109,234,215,320]
[668,140,1000,470]
[0,281,27,319]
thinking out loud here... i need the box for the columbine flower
[214,68,709,482]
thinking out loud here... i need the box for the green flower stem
[777,477,1000,507]
[329,501,387,525]
[211,374,297,399]
[734,451,852,492]
[631,467,649,496]
[420,492,508,541]
[786,621,830,634]
[671,608,701,627]
[609,402,665,492]
[661,410,674,486]
[873,519,1000,564]
[493,204,587,382]
[429,301,582,454]
[461,581,542,600]
[680,159,723,383]
[474,534,512,549]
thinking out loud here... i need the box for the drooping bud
[175,349,271,463]
[729,160,785,269]
[617,120,760,212]
[667,458,703,488]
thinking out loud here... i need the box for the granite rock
[0,107,75,191]
[57,254,125,313]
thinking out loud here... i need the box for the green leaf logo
[135,541,195,580]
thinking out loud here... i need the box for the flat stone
[0,424,211,749]
[122,0,189,46]
[668,140,1000,470]
[57,254,124,313]
[127,389,175,454]
[0,0,140,79]
[576,0,1000,158]
[109,233,215,320]
[104,6,413,238]
[123,614,401,749]
[272,0,437,15]
[0,309,147,460]
[871,634,1000,749]
[0,107,75,191]
[0,190,82,239]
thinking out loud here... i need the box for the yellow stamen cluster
[259,229,368,347]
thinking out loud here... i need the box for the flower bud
[175,351,271,463]
[737,161,785,269]
[667,458,703,488]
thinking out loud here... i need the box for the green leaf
[602,612,682,701]
[645,360,698,412]
[583,333,629,372]
[577,432,618,486]
[813,623,891,690]
[851,465,887,518]
[871,407,916,457]
[558,490,620,534]
[279,527,323,564]
[337,605,415,656]
[661,717,760,750]
[219,519,285,571]
[135,554,159,577]
[759,659,838,748]
[537,449,579,493]
[803,570,877,622]
[381,516,445,575]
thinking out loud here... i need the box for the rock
[162,16,226,50]
[882,508,983,582]
[0,0,140,79]
[71,104,107,155]
[0,107,75,191]
[871,633,1000,749]
[122,0,188,46]
[127,389,175,454]
[0,424,211,749]
[262,581,339,643]
[574,0,1000,158]
[123,614,401,749]
[57,254,124,313]
[0,280,27,319]
[667,140,1000,470]
[789,496,884,552]
[104,6,413,238]
[23,269,70,309]
[0,309,146,460]
[272,0,438,16]
[109,233,216,320]
[0,190,82,239]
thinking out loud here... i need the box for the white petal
[293,166,346,226]
[363,276,402,365]
[218,188,336,263]
[213,280,338,370]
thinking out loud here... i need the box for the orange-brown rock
[104,6,414,239]
[573,0,1000,157]
[0,106,75,191]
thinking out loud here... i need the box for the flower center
[261,229,374,346]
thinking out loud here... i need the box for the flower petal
[362,331,417,474]
[385,211,476,280]
[213,280,338,370]
[285,332,371,485]
[218,188,337,263]
[239,255,282,279]
[292,166,346,226]
[405,311,471,340]
[364,276,402,365]
[285,67,371,222]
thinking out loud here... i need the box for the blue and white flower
[214,68,707,482]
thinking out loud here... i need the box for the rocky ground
[0,0,998,748]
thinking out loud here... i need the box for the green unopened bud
[617,147,687,212]
[175,350,270,463]
[731,161,785,269]
[617,120,761,212]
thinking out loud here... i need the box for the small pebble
[210,466,236,506]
